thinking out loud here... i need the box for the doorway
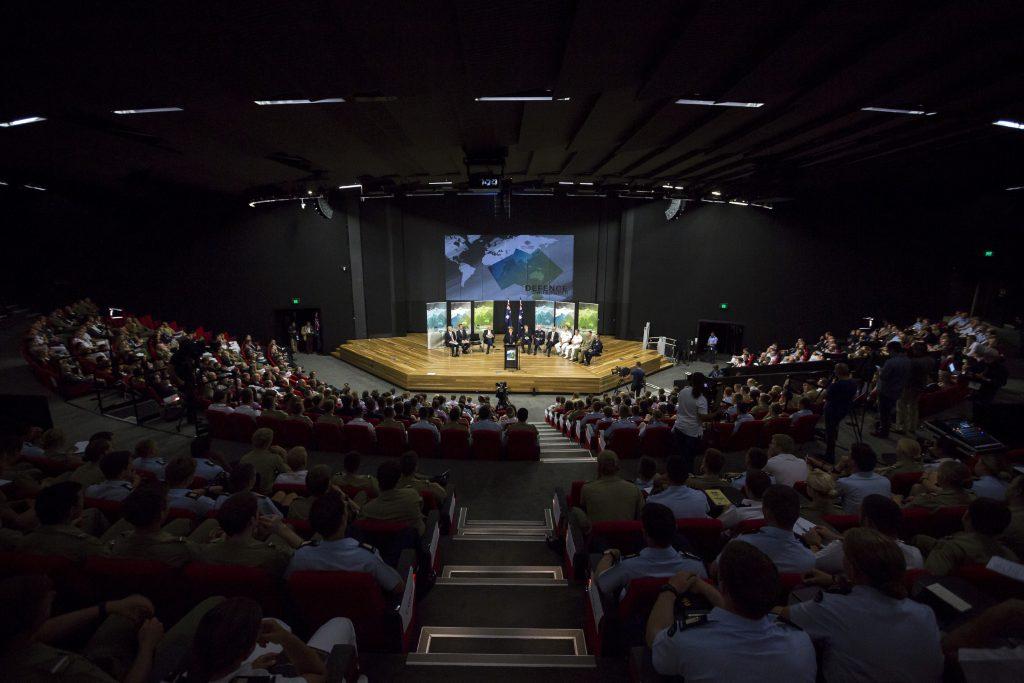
[274,308,323,354]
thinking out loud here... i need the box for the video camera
[611,366,630,378]
[495,381,510,406]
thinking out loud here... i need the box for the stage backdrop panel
[473,301,493,332]
[555,301,576,330]
[444,234,574,301]
[535,300,555,330]
[426,302,447,349]
[578,302,599,333]
[449,301,471,330]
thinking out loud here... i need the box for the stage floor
[332,333,674,394]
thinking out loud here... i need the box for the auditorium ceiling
[2,1,1023,203]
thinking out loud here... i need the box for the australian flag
[505,300,512,330]
[518,300,524,332]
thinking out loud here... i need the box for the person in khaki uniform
[685,448,734,491]
[197,492,302,576]
[879,438,924,478]
[332,451,379,503]
[239,428,290,495]
[19,482,107,562]
[902,460,976,510]
[571,451,644,535]
[1000,475,1024,557]
[105,484,214,568]
[359,460,425,535]
[260,392,289,420]
[287,465,333,521]
[799,469,840,528]
[915,498,1018,576]
[65,438,111,490]
[397,452,447,503]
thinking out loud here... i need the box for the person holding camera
[672,372,717,475]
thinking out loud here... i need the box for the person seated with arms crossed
[762,433,808,487]
[240,428,291,496]
[287,489,405,595]
[85,450,137,502]
[778,528,943,683]
[913,498,1018,576]
[183,597,358,683]
[713,484,815,576]
[570,450,644,536]
[595,503,706,602]
[197,492,304,577]
[359,460,426,536]
[333,451,380,503]
[685,448,734,491]
[646,542,816,682]
[804,494,923,575]
[718,470,772,531]
[901,460,975,510]
[646,455,711,519]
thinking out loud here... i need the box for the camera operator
[822,363,857,463]
[495,381,510,409]
[672,372,719,475]
[629,362,645,396]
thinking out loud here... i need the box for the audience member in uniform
[334,450,380,502]
[1000,476,1024,557]
[19,481,106,561]
[184,597,358,683]
[287,465,333,521]
[647,542,816,682]
[685,448,733,491]
[197,492,302,576]
[164,455,218,519]
[274,447,309,487]
[781,528,943,683]
[105,483,207,567]
[596,503,706,601]
[240,428,290,495]
[762,434,807,487]
[915,498,1018,576]
[835,444,892,513]
[805,494,924,575]
[261,392,288,420]
[972,454,1010,501]
[131,438,166,481]
[287,490,405,594]
[903,460,975,510]
[571,451,644,535]
[84,450,136,502]
[397,452,447,504]
[409,406,441,444]
[646,455,710,519]
[68,436,110,489]
[718,470,772,530]
[634,456,658,492]
[359,460,425,535]
[715,485,815,575]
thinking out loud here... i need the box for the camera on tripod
[611,366,630,378]
[495,381,510,406]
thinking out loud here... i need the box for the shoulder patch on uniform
[300,540,320,548]
[677,551,702,561]
[621,552,640,560]
[358,542,379,554]
[186,491,202,499]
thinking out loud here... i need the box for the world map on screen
[444,234,574,301]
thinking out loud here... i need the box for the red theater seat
[726,420,763,452]
[506,430,540,461]
[640,424,671,458]
[440,429,470,460]
[605,428,640,460]
[470,430,502,460]
[313,422,347,453]
[953,564,1024,600]
[790,414,820,445]
[590,520,644,555]
[408,429,439,458]
[83,556,180,615]
[276,420,312,449]
[343,423,376,454]
[568,480,586,510]
[890,471,924,497]
[227,412,258,443]
[676,518,724,561]
[377,427,407,457]
[205,409,232,440]
[734,518,767,535]
[184,562,282,614]
[761,417,791,447]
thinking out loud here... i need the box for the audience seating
[276,420,312,449]
[205,409,232,440]
[312,422,347,453]
[890,471,924,497]
[343,423,376,454]
[439,429,470,459]
[184,562,282,615]
[951,564,1024,601]
[377,427,408,457]
[822,514,860,533]
[639,424,671,458]
[83,555,182,617]
[602,429,640,459]
[470,429,502,460]
[506,430,540,461]
[589,521,644,555]
[675,518,724,561]
[790,413,820,445]
[408,429,439,459]
[20,454,75,477]
[84,497,124,520]
[733,518,767,535]
[761,417,791,447]
[227,412,258,443]
[272,482,307,495]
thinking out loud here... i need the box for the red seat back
[205,409,232,440]
[761,418,791,447]
[273,482,307,495]
[84,497,124,520]
[590,520,644,555]
[83,556,180,614]
[727,420,763,452]
[617,577,670,622]
[226,412,258,443]
[898,507,933,540]
[408,428,439,459]
[256,415,283,434]
[506,430,540,461]
[822,514,860,533]
[287,571,396,650]
[184,562,281,614]
[952,564,1024,600]
[343,424,376,454]
[639,425,670,458]
[285,518,313,538]
[568,480,585,509]
[890,471,924,497]
[277,420,312,449]
[313,422,347,453]
[339,484,377,501]
[606,428,640,460]
[676,518,724,561]
[924,506,967,538]
[440,429,470,459]
[734,518,767,535]
[470,429,502,460]
[790,414,819,444]
[377,427,407,457]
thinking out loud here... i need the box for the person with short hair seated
[19,481,107,561]
[647,455,710,519]
[914,498,1018,576]
[789,397,814,423]
[504,407,539,450]
[274,446,309,487]
[347,406,376,439]
[835,444,892,514]
[729,447,773,490]
[240,428,290,496]
[285,398,312,425]
[902,460,975,510]
[207,389,234,413]
[686,448,734,491]
[647,542,816,682]
[570,451,644,535]
[260,392,288,420]
[397,451,447,502]
[68,437,111,489]
[805,494,924,574]
[779,528,943,683]
[184,597,358,683]
[800,469,840,526]
[718,470,772,530]
[972,454,1010,501]
[333,451,380,503]
[444,325,459,357]
[105,483,212,567]
[763,433,807,488]
[880,438,924,478]
[287,465,333,521]
[408,406,441,444]
[84,450,136,502]
[287,490,405,594]
[714,485,815,575]
[164,455,217,519]
[130,438,165,481]
[197,492,303,576]
[595,503,706,600]
[469,405,502,435]
[359,460,425,535]
[731,401,754,433]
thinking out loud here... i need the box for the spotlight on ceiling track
[665,198,687,221]
[0,115,46,127]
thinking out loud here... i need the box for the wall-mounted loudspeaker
[314,197,334,220]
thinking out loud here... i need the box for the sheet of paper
[792,517,816,535]
[986,556,1024,584]
[926,582,972,613]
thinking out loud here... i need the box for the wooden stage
[332,333,673,394]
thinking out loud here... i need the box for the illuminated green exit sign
[720,303,729,310]
[292,297,301,305]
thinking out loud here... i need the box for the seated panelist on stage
[444,326,459,356]
[520,325,532,353]
[583,334,603,365]
[483,327,494,354]
[555,326,572,354]
[456,324,471,353]
[545,328,559,356]
[573,331,593,362]
[533,326,546,354]
[563,328,583,358]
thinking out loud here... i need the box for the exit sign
[292,297,301,305]
[984,250,994,257]
[719,303,729,310]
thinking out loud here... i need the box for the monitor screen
[445,234,573,301]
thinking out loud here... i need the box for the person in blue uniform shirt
[595,503,706,600]
[646,455,710,519]
[285,489,405,595]
[647,541,815,682]
[533,326,546,355]
[835,443,892,513]
[714,484,815,575]
[84,450,135,502]
[164,455,218,519]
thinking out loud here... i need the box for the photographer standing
[630,362,646,396]
[672,372,717,475]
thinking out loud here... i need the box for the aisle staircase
[535,420,595,464]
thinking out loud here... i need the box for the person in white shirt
[718,470,771,530]
[274,447,310,487]
[233,388,261,418]
[762,434,808,488]
[672,373,715,474]
[554,326,572,354]
[563,329,583,358]
[207,389,234,413]
[805,494,923,575]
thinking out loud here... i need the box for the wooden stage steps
[331,333,673,393]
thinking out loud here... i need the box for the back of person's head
[399,451,418,477]
[596,450,619,477]
[603,406,614,418]
[689,372,706,398]
[286,446,308,471]
[212,389,226,403]
[746,447,768,470]
[664,455,687,485]
[835,362,851,378]
[189,597,263,681]
[419,406,431,420]
[737,401,750,415]
[229,463,256,493]
[938,460,971,490]
[343,450,361,474]
[641,503,676,547]
[352,406,363,419]
[638,455,658,481]
[887,341,903,355]
[239,388,253,404]
[164,455,197,488]
[122,483,166,528]
[478,405,492,421]
[895,438,921,462]
[305,464,332,496]
[217,492,258,536]
[251,427,273,450]
[967,498,1012,536]
[806,469,838,499]
[261,392,276,409]
[701,449,724,475]
[35,481,82,525]
[134,439,158,460]
[860,494,902,536]
[309,490,346,538]
[849,443,877,472]
[0,574,54,643]
[99,450,132,480]
[762,484,800,529]
[717,542,779,619]
[842,527,906,598]
[83,437,111,464]
[770,434,795,454]
[377,460,402,491]
[39,427,65,450]
[449,407,461,422]
[516,407,528,423]
[745,470,772,500]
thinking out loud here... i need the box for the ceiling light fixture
[861,106,935,116]
[24,184,47,191]
[675,99,763,108]
[558,181,575,185]
[711,190,722,196]
[428,180,452,185]
[254,98,345,106]
[662,184,673,189]
[993,119,1024,130]
[112,107,183,115]
[0,180,8,186]
[0,115,46,128]
[728,200,749,206]
[701,198,726,204]
[1006,185,1024,191]
[475,92,570,102]
[578,181,594,186]
[337,184,362,190]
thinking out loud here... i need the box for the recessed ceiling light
[993,119,1024,130]
[578,181,594,186]
[558,181,575,185]
[1006,185,1024,191]
[675,99,763,108]
[112,107,183,115]
[662,184,673,189]
[254,98,345,106]
[428,180,452,185]
[0,115,46,128]
[337,184,362,190]
[0,180,7,186]
[729,200,749,206]
[24,184,46,191]
[711,190,722,196]
[701,198,726,204]
[673,185,684,190]
[861,106,935,116]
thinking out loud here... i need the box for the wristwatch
[659,583,681,597]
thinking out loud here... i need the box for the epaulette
[300,540,320,548]
[186,491,202,500]
[358,541,380,555]
[677,550,702,562]
[621,552,640,560]
[156,458,166,465]
[122,483,134,490]
[667,612,709,636]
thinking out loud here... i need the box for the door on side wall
[274,308,323,355]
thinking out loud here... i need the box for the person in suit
[444,326,459,357]
[456,324,471,354]
[583,334,603,365]
[545,327,559,356]
[520,325,533,354]
[482,327,495,354]
[504,326,517,348]
[533,326,546,355]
